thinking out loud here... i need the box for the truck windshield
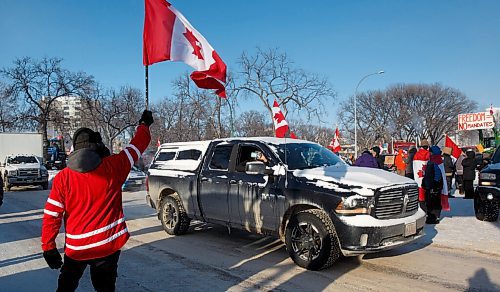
[492,147,500,164]
[7,156,38,164]
[276,143,345,170]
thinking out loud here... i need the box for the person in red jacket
[41,110,153,292]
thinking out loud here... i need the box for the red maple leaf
[417,164,427,178]
[274,111,285,123]
[183,29,204,60]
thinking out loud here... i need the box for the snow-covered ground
[426,191,499,255]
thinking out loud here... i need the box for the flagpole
[145,65,149,110]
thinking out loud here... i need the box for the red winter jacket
[41,125,151,260]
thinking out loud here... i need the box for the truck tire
[475,197,499,222]
[160,195,190,235]
[41,182,49,190]
[285,209,341,270]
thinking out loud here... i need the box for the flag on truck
[143,0,227,97]
[272,100,289,138]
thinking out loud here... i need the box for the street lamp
[354,70,384,158]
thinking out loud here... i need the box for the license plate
[135,180,142,185]
[404,221,417,237]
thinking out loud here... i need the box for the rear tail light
[146,176,149,192]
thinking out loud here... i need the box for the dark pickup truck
[475,146,500,221]
[146,138,426,270]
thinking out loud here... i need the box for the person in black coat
[0,175,3,207]
[371,146,385,169]
[461,150,476,199]
[404,147,417,179]
[443,150,455,198]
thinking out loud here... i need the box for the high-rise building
[47,96,83,146]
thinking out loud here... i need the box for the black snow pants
[57,250,120,292]
[464,180,474,199]
[424,188,442,223]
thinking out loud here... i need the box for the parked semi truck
[0,133,49,191]
[146,137,425,270]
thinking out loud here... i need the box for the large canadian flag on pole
[328,127,341,152]
[143,0,227,97]
[272,100,289,138]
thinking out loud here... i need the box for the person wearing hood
[371,146,385,169]
[422,146,449,224]
[461,149,477,199]
[354,149,379,168]
[413,139,431,202]
[41,110,153,291]
[404,147,417,179]
[394,149,406,176]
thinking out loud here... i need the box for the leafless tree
[149,73,233,146]
[1,57,94,159]
[0,81,21,132]
[237,48,335,128]
[338,83,477,148]
[81,85,143,151]
[289,120,336,147]
[235,110,273,137]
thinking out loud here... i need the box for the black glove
[43,248,63,269]
[139,110,154,126]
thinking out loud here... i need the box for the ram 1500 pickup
[146,138,426,270]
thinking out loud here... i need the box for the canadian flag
[413,148,430,202]
[272,100,289,138]
[290,131,298,139]
[143,0,227,97]
[445,135,462,159]
[157,137,161,148]
[328,127,341,152]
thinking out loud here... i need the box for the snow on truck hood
[293,165,416,197]
[8,163,41,169]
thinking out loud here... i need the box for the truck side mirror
[245,161,266,175]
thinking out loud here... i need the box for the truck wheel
[475,197,499,221]
[160,195,190,235]
[474,197,485,221]
[285,209,341,270]
[41,182,49,190]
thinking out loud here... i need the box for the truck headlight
[7,170,18,176]
[479,173,496,180]
[335,194,373,215]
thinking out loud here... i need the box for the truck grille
[19,169,39,176]
[374,186,419,219]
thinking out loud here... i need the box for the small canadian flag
[272,100,289,138]
[157,137,161,148]
[328,127,341,152]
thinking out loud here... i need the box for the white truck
[0,133,49,191]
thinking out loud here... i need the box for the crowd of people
[349,139,487,224]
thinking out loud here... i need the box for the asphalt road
[0,188,499,291]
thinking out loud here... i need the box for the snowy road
[0,188,499,291]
